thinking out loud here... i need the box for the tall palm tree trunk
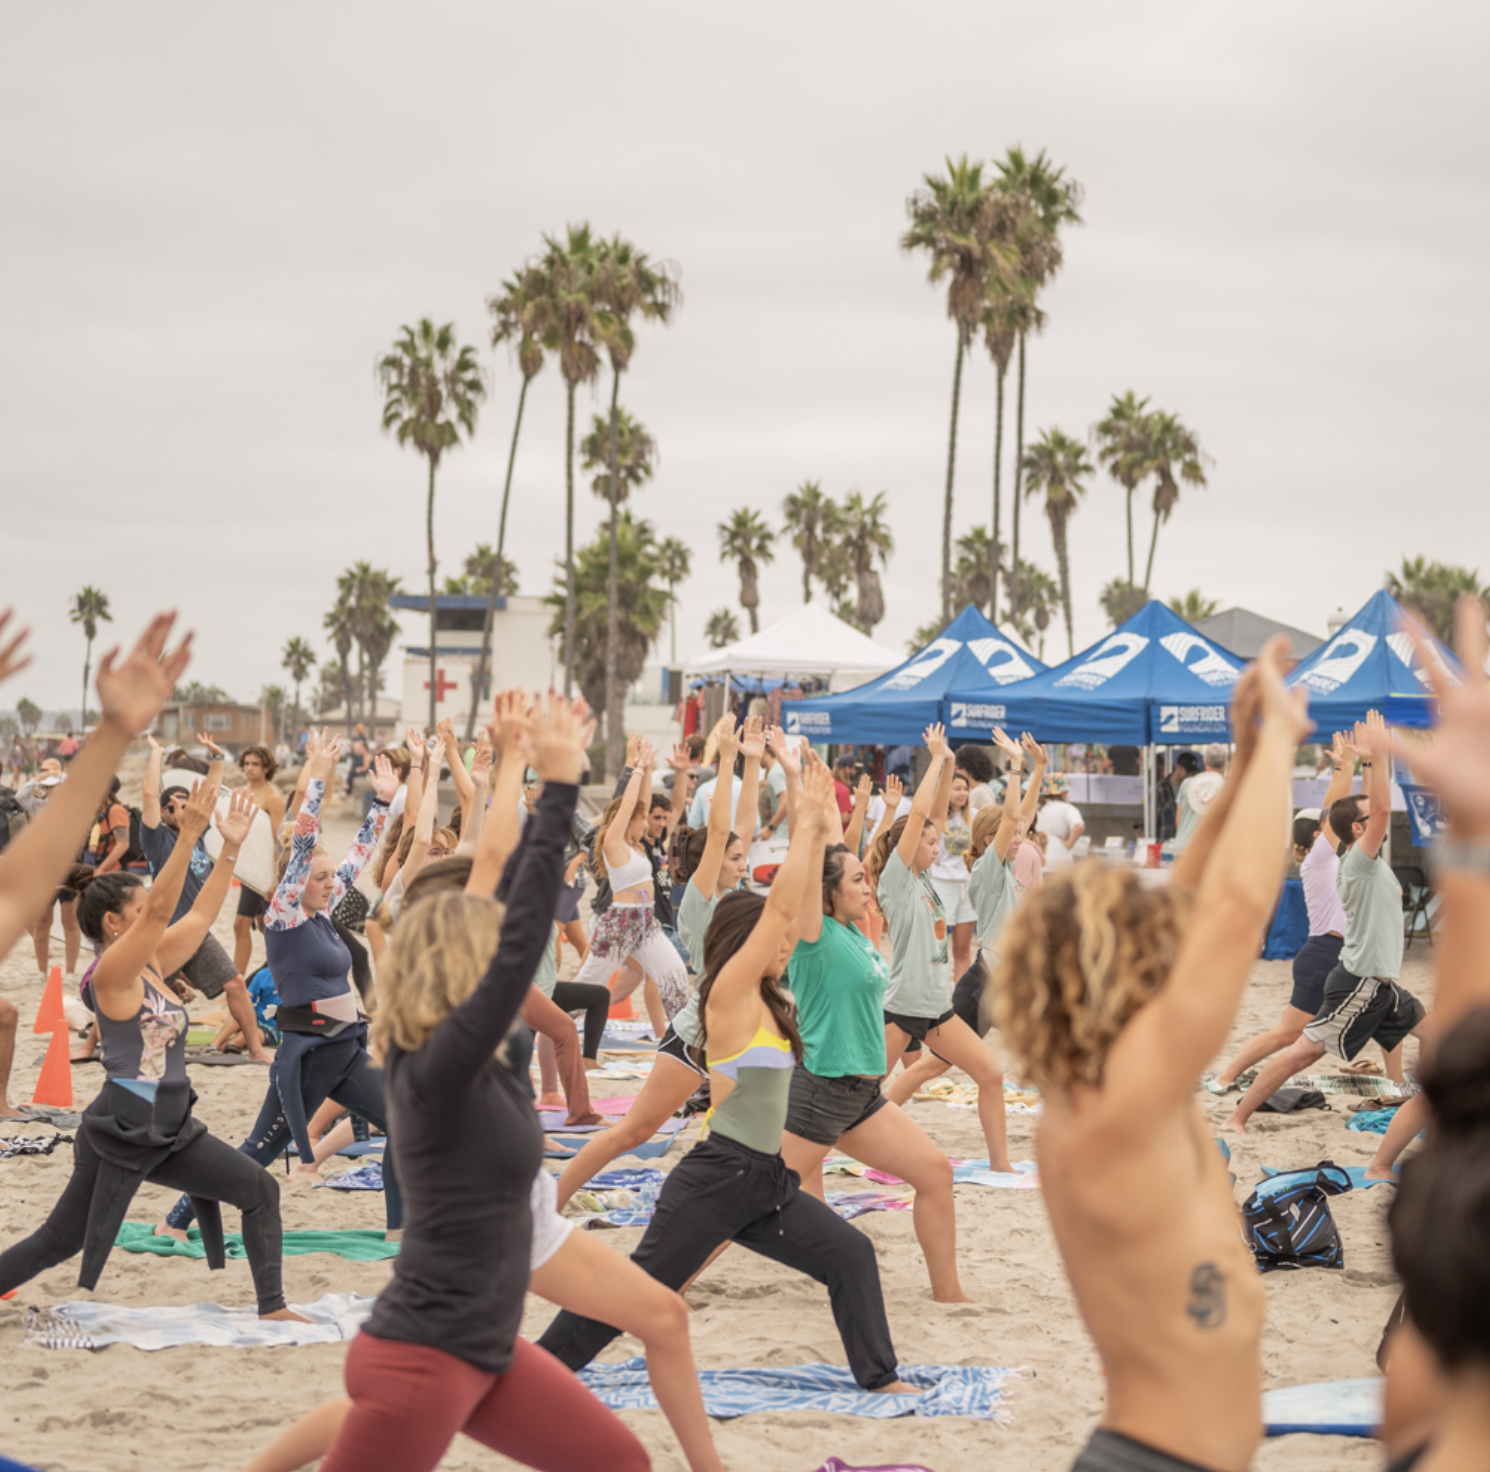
[1124,486,1135,586]
[563,380,577,697]
[1142,510,1162,596]
[1009,334,1027,619]
[425,457,438,730]
[292,678,302,736]
[802,543,812,605]
[604,369,624,780]
[990,363,1006,619]
[465,374,531,741]
[81,639,92,728]
[668,581,678,666]
[940,328,966,623]
[1052,513,1075,658]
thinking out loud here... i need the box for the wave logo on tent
[1160,704,1228,735]
[1385,632,1459,690]
[884,639,960,691]
[1298,630,1376,693]
[1158,633,1239,688]
[1053,633,1148,689]
[950,701,1007,728]
[967,638,1037,685]
[783,709,831,737]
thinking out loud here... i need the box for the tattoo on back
[1187,1262,1227,1330]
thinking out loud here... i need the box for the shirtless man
[993,642,1308,1472]
[228,742,286,977]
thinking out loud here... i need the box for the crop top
[604,845,653,898]
[705,1023,794,1154]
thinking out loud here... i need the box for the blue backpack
[1241,1162,1352,1272]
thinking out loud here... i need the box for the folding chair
[1393,865,1434,949]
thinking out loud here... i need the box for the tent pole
[1144,743,1154,845]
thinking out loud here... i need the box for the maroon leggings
[319,1331,650,1472]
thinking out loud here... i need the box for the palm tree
[705,609,740,649]
[994,147,1084,620]
[590,236,681,777]
[1386,557,1490,644]
[718,508,775,634]
[1001,558,1061,660]
[1093,391,1155,585]
[1169,590,1220,623]
[908,618,946,653]
[782,480,839,603]
[17,697,42,736]
[323,593,359,733]
[459,544,520,598]
[902,157,1021,622]
[376,318,487,727]
[468,264,547,740]
[953,525,998,612]
[979,278,1023,617]
[68,586,111,727]
[581,400,662,777]
[281,636,316,733]
[525,225,603,697]
[839,490,895,633]
[1021,428,1092,657]
[260,684,287,745]
[1140,410,1209,593]
[1100,578,1147,628]
[656,536,692,666]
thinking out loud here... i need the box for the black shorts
[171,932,239,1000]
[1072,1427,1217,1472]
[1303,966,1426,1061]
[1289,933,1343,1015]
[656,1023,707,1080]
[884,1007,956,1044]
[236,886,268,920]
[784,1068,888,1146]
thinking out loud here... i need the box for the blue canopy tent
[782,605,1046,745]
[1285,590,1456,730]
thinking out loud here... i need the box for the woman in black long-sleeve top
[316,695,648,1472]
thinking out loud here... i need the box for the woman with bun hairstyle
[551,716,762,1206]
[0,783,301,1319]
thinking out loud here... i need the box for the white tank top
[606,846,653,897]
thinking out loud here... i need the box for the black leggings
[538,1131,900,1390]
[550,981,611,1060]
[165,1032,402,1232]
[0,1127,286,1315]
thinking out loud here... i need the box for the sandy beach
[0,793,1420,1472]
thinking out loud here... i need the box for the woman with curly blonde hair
[991,644,1310,1472]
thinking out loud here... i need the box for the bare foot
[1363,1165,1399,1183]
[247,1051,273,1065]
[260,1307,313,1324]
[582,1058,603,1071]
[287,1162,323,1185]
[565,1111,605,1128]
[537,1092,566,1110]
[0,1104,27,1120]
[153,1224,189,1242]
[1220,1112,1248,1133]
[986,1159,1016,1175]
[871,1380,924,1395]
[932,1289,975,1304]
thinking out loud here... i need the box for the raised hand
[883,773,905,807]
[196,732,227,759]
[1229,664,1263,764]
[146,733,163,754]
[765,724,800,777]
[739,716,767,762]
[0,610,33,688]
[1330,731,1349,769]
[991,726,1020,761]
[666,741,694,772]
[436,717,456,747]
[215,787,260,849]
[471,738,493,785]
[369,752,400,804]
[854,773,873,805]
[1021,732,1048,767]
[923,722,949,758]
[404,726,427,764]
[1378,598,1490,838]
[178,781,215,841]
[1254,637,1312,746]
[800,759,837,833]
[491,691,537,761]
[626,734,644,769]
[533,695,590,785]
[636,737,659,771]
[716,719,742,765]
[94,612,194,736]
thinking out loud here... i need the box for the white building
[393,593,557,728]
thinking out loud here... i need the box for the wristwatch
[1433,839,1490,880]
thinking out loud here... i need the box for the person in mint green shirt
[760,749,790,842]
[779,823,971,1303]
[871,723,1015,1178]
[552,716,763,1207]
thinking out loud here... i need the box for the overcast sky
[3,2,1487,715]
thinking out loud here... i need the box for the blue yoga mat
[1260,1164,1394,1191]
[1262,1377,1382,1437]
[545,1132,678,1161]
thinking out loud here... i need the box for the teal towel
[115,1220,399,1262]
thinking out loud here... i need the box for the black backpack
[1241,1162,1352,1272]
[119,805,148,868]
[0,788,25,853]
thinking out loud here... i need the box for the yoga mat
[284,1139,384,1158]
[184,1049,268,1067]
[1261,1164,1395,1190]
[580,1357,1026,1422]
[545,1131,679,1161]
[536,1110,686,1135]
[115,1221,399,1262]
[1262,1377,1382,1437]
[1204,1072,1411,1100]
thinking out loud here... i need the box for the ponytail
[67,865,144,945]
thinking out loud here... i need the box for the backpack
[119,805,147,868]
[1241,1161,1352,1272]
[0,788,26,853]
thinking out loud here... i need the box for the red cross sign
[424,668,460,703]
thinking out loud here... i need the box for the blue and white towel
[319,1163,386,1192]
[24,1293,375,1351]
[580,1358,1026,1422]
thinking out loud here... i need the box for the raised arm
[792,757,836,946]
[1321,729,1358,816]
[0,610,33,690]
[735,716,765,842]
[768,728,807,837]
[325,753,396,909]
[1019,733,1047,832]
[467,693,539,895]
[843,772,873,855]
[265,736,343,930]
[287,727,340,823]
[603,745,651,868]
[870,774,905,853]
[897,725,950,866]
[707,764,834,1040]
[1110,646,1311,1110]
[156,789,258,976]
[455,737,493,857]
[437,717,476,821]
[142,733,165,829]
[420,697,587,1088]
[690,721,741,899]
[399,739,445,888]
[662,742,693,842]
[1358,709,1391,859]
[989,729,1025,864]
[927,728,956,841]
[0,613,190,960]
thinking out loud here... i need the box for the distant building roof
[1192,608,1324,659]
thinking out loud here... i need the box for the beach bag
[120,805,148,868]
[0,789,25,852]
[1242,1162,1351,1272]
[332,886,370,935]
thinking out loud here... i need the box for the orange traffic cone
[33,965,65,1035]
[607,973,634,1021]
[32,1024,73,1109]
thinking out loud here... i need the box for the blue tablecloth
[1263,877,1309,961]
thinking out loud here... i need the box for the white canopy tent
[683,604,903,693]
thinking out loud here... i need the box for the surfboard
[202,787,279,898]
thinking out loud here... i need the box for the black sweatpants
[537,1131,900,1390]
[550,980,611,1060]
[0,1127,287,1315]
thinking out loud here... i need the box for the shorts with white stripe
[1303,965,1425,1061]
